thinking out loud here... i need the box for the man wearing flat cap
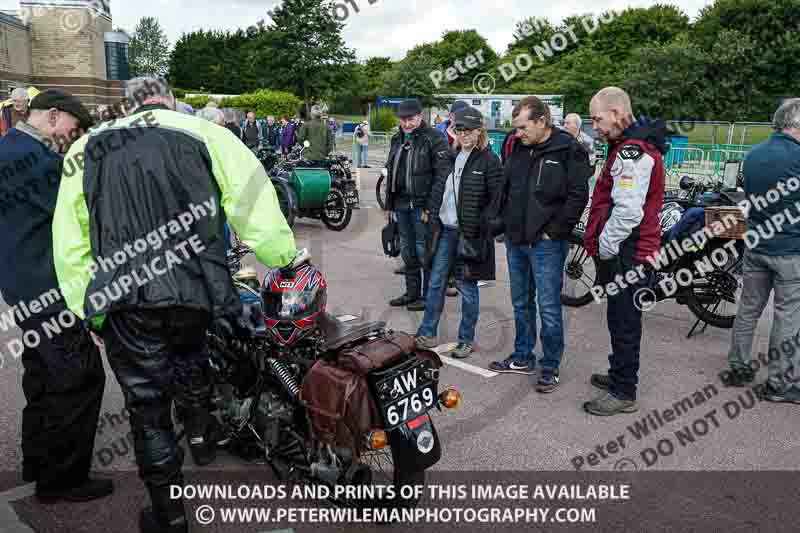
[0,89,113,503]
[383,98,452,310]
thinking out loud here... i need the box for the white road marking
[433,343,498,378]
[439,356,498,378]
[336,315,359,322]
[0,483,35,533]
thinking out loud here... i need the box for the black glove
[595,256,622,288]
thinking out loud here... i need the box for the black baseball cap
[396,99,423,118]
[454,106,483,129]
[29,89,93,131]
[450,100,469,113]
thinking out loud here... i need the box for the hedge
[220,89,303,119]
[180,95,212,109]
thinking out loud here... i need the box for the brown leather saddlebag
[300,332,441,453]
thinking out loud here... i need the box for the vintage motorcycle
[195,246,460,509]
[266,142,359,231]
[562,175,745,329]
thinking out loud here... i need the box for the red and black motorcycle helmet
[261,263,327,346]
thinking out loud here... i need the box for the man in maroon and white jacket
[583,87,667,416]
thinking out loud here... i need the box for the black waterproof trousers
[20,318,105,489]
[102,308,211,497]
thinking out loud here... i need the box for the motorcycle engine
[221,389,294,439]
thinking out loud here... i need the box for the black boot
[185,406,218,466]
[36,478,114,504]
[140,480,187,533]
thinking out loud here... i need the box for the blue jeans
[357,144,369,167]
[396,206,429,300]
[417,226,480,343]
[506,240,569,372]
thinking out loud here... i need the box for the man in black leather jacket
[383,99,452,311]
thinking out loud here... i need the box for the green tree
[128,16,171,77]
[508,16,557,55]
[622,35,711,121]
[588,5,689,61]
[260,0,356,113]
[380,50,440,104]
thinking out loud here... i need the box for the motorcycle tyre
[321,188,352,231]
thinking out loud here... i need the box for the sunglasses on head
[454,126,477,133]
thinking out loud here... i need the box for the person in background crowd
[436,100,469,146]
[265,115,281,152]
[297,105,334,161]
[501,128,518,165]
[197,107,225,126]
[1,87,31,137]
[95,103,119,123]
[175,101,194,115]
[383,98,451,311]
[0,89,112,504]
[583,87,667,415]
[241,110,262,150]
[280,116,296,155]
[355,119,370,168]
[53,75,297,533]
[564,113,597,169]
[489,96,591,394]
[433,114,443,126]
[224,109,242,138]
[721,98,800,403]
[415,106,503,358]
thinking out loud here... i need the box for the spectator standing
[1,87,31,137]
[383,98,451,311]
[265,115,281,151]
[721,98,800,403]
[296,105,334,161]
[415,107,503,358]
[223,109,241,137]
[564,113,597,169]
[355,119,370,168]
[280,116,296,155]
[241,110,262,150]
[488,96,591,394]
[582,87,667,415]
[0,89,112,503]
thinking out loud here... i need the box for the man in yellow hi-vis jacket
[53,76,297,533]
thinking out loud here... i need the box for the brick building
[0,0,129,112]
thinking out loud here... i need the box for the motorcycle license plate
[344,190,359,205]
[375,361,437,429]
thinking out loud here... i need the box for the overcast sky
[3,0,712,60]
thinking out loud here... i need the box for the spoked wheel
[376,175,387,210]
[272,179,296,228]
[321,188,352,231]
[561,232,597,307]
[685,245,743,329]
[344,440,426,512]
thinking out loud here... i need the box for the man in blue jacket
[436,100,469,146]
[0,90,113,503]
[723,98,800,403]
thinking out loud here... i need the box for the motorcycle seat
[318,312,385,352]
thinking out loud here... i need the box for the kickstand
[686,317,708,339]
[686,301,721,339]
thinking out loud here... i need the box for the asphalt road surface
[0,167,797,533]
